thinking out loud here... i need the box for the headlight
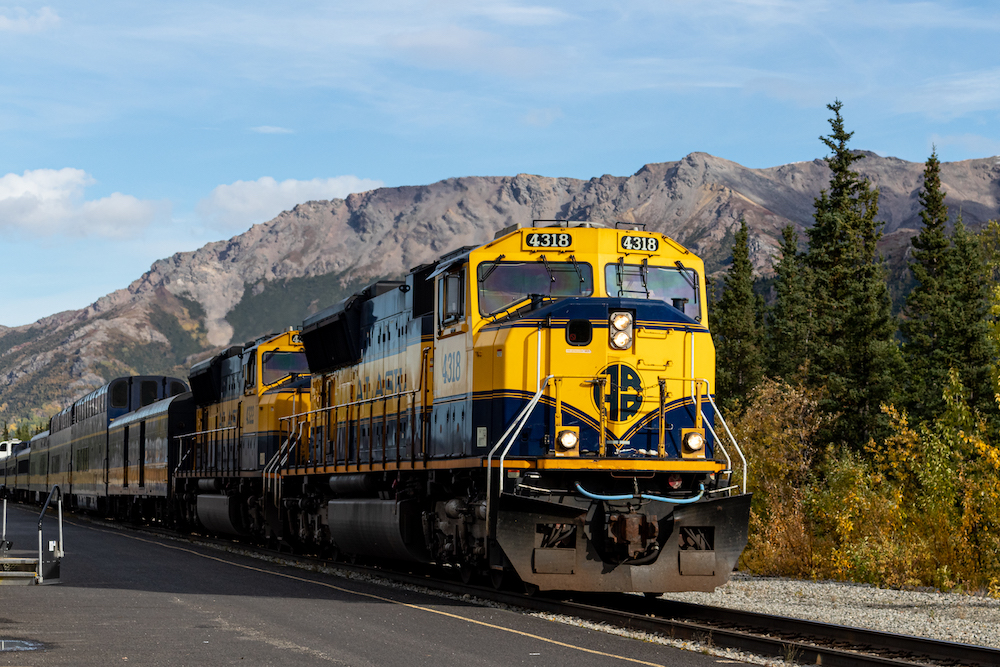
[609,311,633,350]
[611,330,632,349]
[683,431,705,453]
[611,312,633,331]
[556,429,579,451]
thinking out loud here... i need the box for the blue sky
[2,1,999,326]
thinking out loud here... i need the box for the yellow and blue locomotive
[277,221,750,593]
[174,329,311,535]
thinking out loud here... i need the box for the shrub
[727,378,824,577]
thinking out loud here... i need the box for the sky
[1,1,999,327]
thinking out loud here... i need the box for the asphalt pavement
[0,502,748,666]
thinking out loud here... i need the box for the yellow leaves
[739,370,1000,590]
[970,435,1000,471]
[988,577,1000,599]
[866,404,921,484]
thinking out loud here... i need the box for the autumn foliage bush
[728,378,823,578]
[729,373,1000,593]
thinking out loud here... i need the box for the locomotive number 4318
[620,235,659,252]
[524,232,572,248]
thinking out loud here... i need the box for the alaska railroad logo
[593,363,643,422]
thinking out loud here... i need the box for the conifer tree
[980,220,1000,396]
[944,220,994,417]
[769,225,812,380]
[804,101,901,445]
[713,218,765,410]
[901,150,955,420]
[901,152,994,424]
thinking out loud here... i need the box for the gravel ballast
[661,572,1000,649]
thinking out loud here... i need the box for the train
[1,220,750,593]
[2,377,189,512]
[0,439,22,461]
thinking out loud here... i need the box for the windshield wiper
[568,255,584,284]
[538,255,556,283]
[479,254,505,282]
[675,260,698,290]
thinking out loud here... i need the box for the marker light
[683,431,705,453]
[556,430,580,451]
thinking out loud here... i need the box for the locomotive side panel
[431,263,473,458]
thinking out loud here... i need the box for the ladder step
[0,571,38,585]
[0,557,39,565]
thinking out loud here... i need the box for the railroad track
[44,506,1000,667]
[375,572,1000,667]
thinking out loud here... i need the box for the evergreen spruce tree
[900,151,994,424]
[901,150,955,420]
[804,101,901,445]
[980,220,1000,396]
[713,218,765,410]
[769,225,812,380]
[944,219,994,417]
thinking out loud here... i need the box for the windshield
[261,351,309,385]
[478,260,594,315]
[605,262,700,317]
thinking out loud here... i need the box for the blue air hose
[574,482,705,505]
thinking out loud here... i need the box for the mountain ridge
[2,152,998,423]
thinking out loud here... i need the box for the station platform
[0,503,740,666]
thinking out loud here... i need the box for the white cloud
[196,175,384,231]
[387,25,554,75]
[470,4,572,26]
[0,6,59,33]
[0,168,164,238]
[904,68,1000,119]
[522,107,563,127]
[251,125,294,134]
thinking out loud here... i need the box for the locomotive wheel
[489,569,506,590]
[459,565,477,585]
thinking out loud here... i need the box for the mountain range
[2,151,999,424]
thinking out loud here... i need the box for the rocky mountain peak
[2,152,999,422]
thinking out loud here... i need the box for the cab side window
[244,355,257,392]
[111,380,129,409]
[140,380,158,407]
[439,269,465,327]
